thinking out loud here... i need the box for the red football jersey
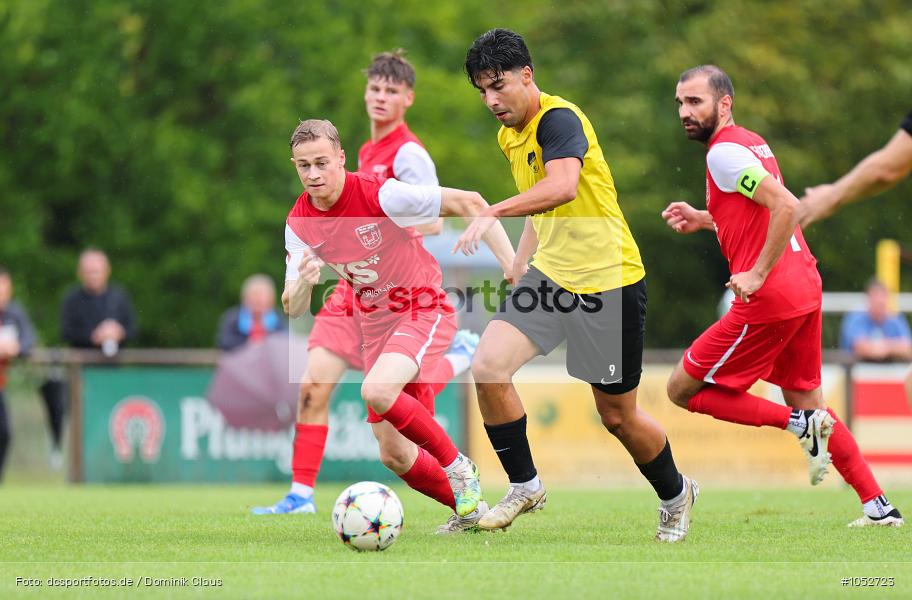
[357,123,437,185]
[706,125,821,323]
[285,171,447,323]
[323,122,437,306]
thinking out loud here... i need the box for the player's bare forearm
[481,220,516,274]
[439,188,488,218]
[802,130,912,227]
[414,218,443,236]
[832,130,912,206]
[695,209,715,231]
[515,217,538,264]
[661,202,714,234]
[749,178,799,279]
[441,188,515,271]
[489,158,581,217]
[284,280,313,319]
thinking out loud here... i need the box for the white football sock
[443,453,465,473]
[445,353,471,376]
[863,495,895,519]
[511,475,542,493]
[786,409,809,437]
[290,482,314,498]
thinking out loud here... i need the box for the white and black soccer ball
[331,482,404,551]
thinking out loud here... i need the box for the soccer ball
[331,481,404,551]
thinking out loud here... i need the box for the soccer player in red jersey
[253,53,479,529]
[662,65,903,527]
[279,118,514,525]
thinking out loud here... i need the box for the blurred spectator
[61,248,137,356]
[840,279,912,362]
[217,274,287,351]
[0,266,37,481]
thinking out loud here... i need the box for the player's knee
[471,350,509,384]
[666,378,692,409]
[597,406,628,436]
[297,380,331,422]
[378,446,412,473]
[360,382,397,415]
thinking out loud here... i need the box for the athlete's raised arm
[800,125,912,227]
[440,188,515,280]
[376,178,516,279]
[453,158,579,256]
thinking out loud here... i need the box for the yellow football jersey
[497,93,645,293]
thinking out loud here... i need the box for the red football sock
[380,391,459,467]
[399,447,456,510]
[292,423,328,487]
[424,360,455,396]
[687,386,790,429]
[826,408,883,503]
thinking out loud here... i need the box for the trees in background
[1,0,909,346]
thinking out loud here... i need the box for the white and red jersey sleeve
[706,142,763,192]
[377,178,442,227]
[392,142,438,185]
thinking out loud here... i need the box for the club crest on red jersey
[109,396,165,463]
[355,223,382,249]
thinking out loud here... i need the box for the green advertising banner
[81,366,464,483]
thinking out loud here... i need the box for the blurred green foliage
[1,0,910,347]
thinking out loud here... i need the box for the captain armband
[736,165,770,199]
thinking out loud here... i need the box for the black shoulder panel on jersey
[536,108,588,165]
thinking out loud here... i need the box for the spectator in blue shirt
[840,279,912,362]
[217,274,287,351]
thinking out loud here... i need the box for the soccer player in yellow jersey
[456,29,696,541]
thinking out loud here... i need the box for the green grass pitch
[1,484,910,598]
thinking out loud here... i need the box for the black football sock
[636,438,684,501]
[484,414,537,484]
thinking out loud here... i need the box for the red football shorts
[682,308,821,392]
[307,283,365,370]
[361,305,457,423]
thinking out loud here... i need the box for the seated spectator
[217,274,287,351]
[61,248,137,356]
[0,266,37,482]
[840,278,912,362]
